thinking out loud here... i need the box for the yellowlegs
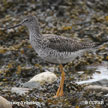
[6,15,97,97]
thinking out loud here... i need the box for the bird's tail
[87,34,108,48]
[94,39,108,48]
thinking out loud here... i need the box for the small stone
[0,96,12,108]
[45,16,53,22]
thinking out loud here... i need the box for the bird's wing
[42,34,96,52]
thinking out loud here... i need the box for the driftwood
[85,85,108,92]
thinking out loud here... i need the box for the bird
[6,15,98,98]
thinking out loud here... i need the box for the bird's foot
[53,93,64,98]
[53,86,64,98]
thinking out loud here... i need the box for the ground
[0,0,108,108]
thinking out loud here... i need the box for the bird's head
[22,15,37,26]
[6,15,38,29]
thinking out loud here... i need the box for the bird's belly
[37,49,85,64]
[44,56,74,64]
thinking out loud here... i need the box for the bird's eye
[23,19,29,22]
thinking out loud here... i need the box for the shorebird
[6,15,98,97]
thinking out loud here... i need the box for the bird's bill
[6,22,23,29]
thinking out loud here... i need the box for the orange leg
[53,64,65,98]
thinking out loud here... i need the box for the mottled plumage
[35,34,96,64]
[42,34,96,52]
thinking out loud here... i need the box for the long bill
[6,22,23,29]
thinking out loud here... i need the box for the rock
[28,71,57,85]
[0,96,12,108]
[23,71,57,89]
[45,16,53,22]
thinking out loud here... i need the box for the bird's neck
[28,24,42,39]
[27,24,43,51]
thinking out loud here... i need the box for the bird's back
[42,34,96,52]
